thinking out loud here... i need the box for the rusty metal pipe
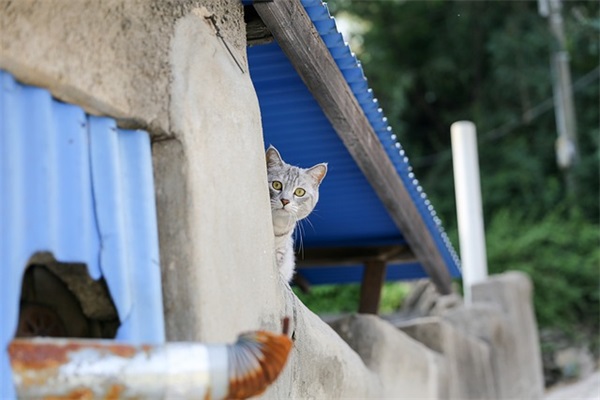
[9,319,292,399]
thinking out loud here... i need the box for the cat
[266,146,327,283]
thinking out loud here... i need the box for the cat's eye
[272,181,282,190]
[294,188,306,197]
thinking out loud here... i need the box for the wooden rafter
[296,245,416,267]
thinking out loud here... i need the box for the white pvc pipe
[451,121,488,304]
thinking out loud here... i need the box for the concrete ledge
[265,293,382,399]
[398,316,496,399]
[472,271,545,399]
[331,314,449,399]
[442,304,516,399]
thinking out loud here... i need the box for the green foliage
[294,284,361,314]
[379,282,412,314]
[329,0,599,224]
[294,282,411,315]
[486,207,600,332]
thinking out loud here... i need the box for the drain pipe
[9,319,292,399]
[451,121,488,304]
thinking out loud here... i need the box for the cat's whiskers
[286,209,296,227]
[295,219,306,260]
[303,215,316,233]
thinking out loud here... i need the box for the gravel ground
[545,371,600,400]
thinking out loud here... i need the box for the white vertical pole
[451,121,488,304]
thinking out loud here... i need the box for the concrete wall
[331,314,449,399]
[386,271,545,400]
[398,317,496,399]
[0,0,247,138]
[159,5,280,342]
[471,272,545,399]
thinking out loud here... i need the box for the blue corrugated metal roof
[1,71,165,398]
[247,0,461,285]
[298,262,433,285]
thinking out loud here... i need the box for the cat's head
[266,146,327,224]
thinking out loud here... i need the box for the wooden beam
[358,261,387,314]
[296,245,416,267]
[292,272,311,294]
[254,0,452,294]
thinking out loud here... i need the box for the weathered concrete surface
[266,292,382,399]
[545,370,600,400]
[398,316,497,399]
[392,272,545,400]
[441,304,517,400]
[331,314,449,399]
[473,271,545,399]
[0,0,246,137]
[158,6,280,343]
[400,279,463,319]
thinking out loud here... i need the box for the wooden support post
[358,261,387,314]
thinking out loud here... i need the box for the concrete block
[0,0,246,137]
[265,294,382,399]
[442,304,517,399]
[472,272,545,399]
[156,7,280,343]
[398,316,497,399]
[331,314,449,399]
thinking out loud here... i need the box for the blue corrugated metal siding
[88,117,165,341]
[247,0,461,283]
[1,71,165,398]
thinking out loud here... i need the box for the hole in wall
[244,4,273,46]
[16,253,120,339]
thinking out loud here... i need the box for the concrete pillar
[472,272,545,399]
[442,304,518,400]
[398,317,497,399]
[332,314,449,399]
[159,7,282,343]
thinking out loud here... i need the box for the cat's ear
[308,163,327,185]
[266,146,284,169]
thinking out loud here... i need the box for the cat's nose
[281,199,290,206]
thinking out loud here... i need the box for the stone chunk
[331,314,449,399]
[397,316,497,399]
[442,304,515,399]
[472,271,545,399]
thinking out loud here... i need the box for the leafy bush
[294,284,361,314]
[294,282,411,315]
[485,206,599,333]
